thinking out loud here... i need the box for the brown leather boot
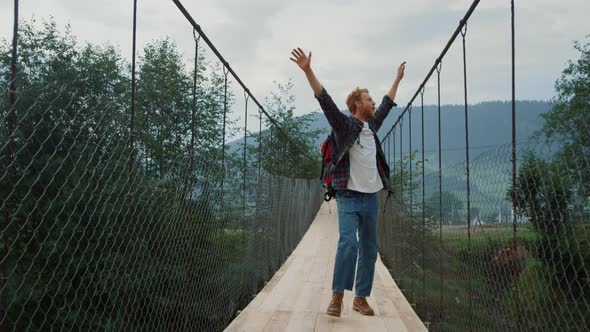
[326,291,344,317]
[352,296,374,316]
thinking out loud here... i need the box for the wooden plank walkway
[225,201,428,332]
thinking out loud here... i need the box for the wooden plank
[224,202,427,332]
[264,311,317,332]
[225,311,274,332]
[383,318,409,332]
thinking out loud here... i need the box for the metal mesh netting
[0,1,323,331]
[379,138,590,331]
[3,0,589,331]
[376,1,589,330]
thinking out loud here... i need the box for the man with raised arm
[290,47,405,317]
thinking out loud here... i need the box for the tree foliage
[0,17,321,331]
[538,37,590,198]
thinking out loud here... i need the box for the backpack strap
[382,188,395,214]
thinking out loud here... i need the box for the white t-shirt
[346,121,383,193]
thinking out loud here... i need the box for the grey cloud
[2,0,589,120]
[55,0,131,31]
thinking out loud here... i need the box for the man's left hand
[396,61,406,81]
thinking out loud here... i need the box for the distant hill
[230,100,551,161]
[228,100,553,220]
[238,100,551,168]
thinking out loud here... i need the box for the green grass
[382,223,589,331]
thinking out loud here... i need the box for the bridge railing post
[1,0,20,330]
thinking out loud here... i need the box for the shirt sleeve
[372,95,397,131]
[315,87,350,134]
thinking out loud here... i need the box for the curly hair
[346,87,369,114]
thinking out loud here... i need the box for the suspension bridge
[2,0,589,331]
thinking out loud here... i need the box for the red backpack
[320,132,337,201]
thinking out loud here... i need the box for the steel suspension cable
[380,0,481,144]
[436,61,444,325]
[460,23,473,332]
[171,0,315,163]
[420,87,426,315]
[2,0,19,328]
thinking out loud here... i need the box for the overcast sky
[1,0,589,135]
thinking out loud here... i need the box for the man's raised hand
[290,48,312,72]
[386,61,406,101]
[396,61,407,81]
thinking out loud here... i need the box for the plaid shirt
[315,87,397,192]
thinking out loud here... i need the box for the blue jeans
[332,189,378,297]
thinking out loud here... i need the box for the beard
[364,108,376,119]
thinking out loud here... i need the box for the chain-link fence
[379,138,590,331]
[0,1,323,331]
[377,1,589,330]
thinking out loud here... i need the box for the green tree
[0,18,131,330]
[538,37,590,199]
[198,61,237,158]
[390,151,424,202]
[255,80,322,180]
[136,38,192,178]
[506,37,590,331]
[508,152,590,320]
[0,18,241,330]
[509,152,571,233]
